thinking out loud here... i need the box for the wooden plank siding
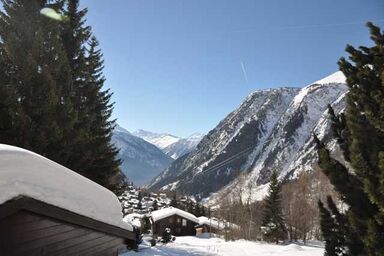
[197,224,219,234]
[152,214,198,237]
[0,211,127,256]
[0,197,137,256]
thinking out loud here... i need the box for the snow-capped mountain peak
[114,124,131,134]
[292,71,346,109]
[133,130,181,149]
[187,133,204,141]
[112,125,173,186]
[312,71,346,85]
[148,71,348,201]
[133,130,204,159]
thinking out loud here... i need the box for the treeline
[0,0,125,192]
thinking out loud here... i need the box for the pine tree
[170,193,178,207]
[194,203,201,216]
[318,197,348,256]
[200,204,206,217]
[72,36,121,190]
[113,173,130,196]
[59,0,91,174]
[153,199,158,211]
[0,0,123,192]
[0,0,75,163]
[187,200,194,214]
[316,22,384,255]
[60,1,122,191]
[261,170,286,243]
[0,45,23,144]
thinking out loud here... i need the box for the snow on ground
[122,236,324,256]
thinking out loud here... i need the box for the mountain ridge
[133,130,204,159]
[112,125,173,186]
[148,71,348,200]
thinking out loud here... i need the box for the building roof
[151,207,199,223]
[198,216,225,230]
[197,216,239,230]
[0,144,133,231]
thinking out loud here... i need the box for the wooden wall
[153,214,197,237]
[199,224,219,234]
[0,210,129,256]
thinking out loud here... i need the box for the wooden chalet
[150,207,199,237]
[0,144,137,256]
[195,216,239,236]
[195,216,222,235]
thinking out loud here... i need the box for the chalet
[0,144,137,255]
[195,216,240,236]
[196,216,223,234]
[150,207,199,236]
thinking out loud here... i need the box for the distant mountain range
[112,126,203,186]
[112,125,173,186]
[133,130,204,159]
[147,71,348,201]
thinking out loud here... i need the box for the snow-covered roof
[198,216,239,230]
[0,144,133,231]
[198,216,224,230]
[151,207,199,223]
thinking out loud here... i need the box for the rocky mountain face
[133,130,204,159]
[148,72,348,200]
[112,125,173,186]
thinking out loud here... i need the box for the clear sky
[80,0,383,137]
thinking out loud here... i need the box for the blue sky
[81,0,383,137]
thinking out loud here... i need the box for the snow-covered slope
[134,130,181,150]
[112,125,173,186]
[133,130,204,159]
[163,133,204,159]
[148,72,347,200]
[148,87,300,195]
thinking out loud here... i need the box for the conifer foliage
[316,23,384,255]
[261,170,286,243]
[0,0,123,192]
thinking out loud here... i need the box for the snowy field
[122,236,324,256]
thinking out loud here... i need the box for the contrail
[240,61,248,83]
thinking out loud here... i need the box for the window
[182,219,187,227]
[169,217,173,224]
[177,218,181,223]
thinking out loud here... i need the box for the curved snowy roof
[198,216,239,230]
[198,216,223,230]
[151,207,199,223]
[0,144,133,231]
